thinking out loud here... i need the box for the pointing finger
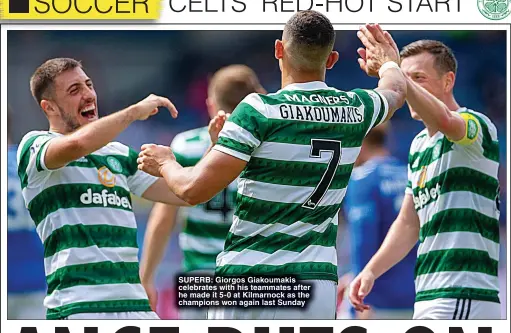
[158,97,178,118]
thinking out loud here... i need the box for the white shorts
[8,291,47,320]
[66,311,160,320]
[208,280,336,320]
[414,298,501,319]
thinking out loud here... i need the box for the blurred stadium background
[7,29,508,319]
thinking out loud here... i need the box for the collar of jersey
[280,81,329,92]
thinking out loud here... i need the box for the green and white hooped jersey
[171,127,237,273]
[406,108,501,303]
[17,131,158,319]
[213,81,389,282]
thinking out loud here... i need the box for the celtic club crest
[478,0,511,20]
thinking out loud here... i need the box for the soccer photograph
[1,2,510,332]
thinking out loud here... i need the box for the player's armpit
[446,112,480,146]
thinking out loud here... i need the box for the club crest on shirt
[98,166,116,188]
[107,156,123,173]
[467,118,478,140]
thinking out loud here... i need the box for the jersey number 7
[302,139,342,210]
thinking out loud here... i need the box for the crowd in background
[7,29,508,319]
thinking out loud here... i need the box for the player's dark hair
[208,65,264,113]
[400,40,457,74]
[30,58,83,105]
[283,10,336,71]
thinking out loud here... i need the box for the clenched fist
[137,144,176,177]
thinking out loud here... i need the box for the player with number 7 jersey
[136,13,406,319]
[214,85,389,281]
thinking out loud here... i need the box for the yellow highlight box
[0,0,161,19]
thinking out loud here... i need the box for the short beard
[58,106,81,132]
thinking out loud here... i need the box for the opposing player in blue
[342,123,417,319]
[7,110,47,319]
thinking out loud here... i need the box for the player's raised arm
[357,24,407,122]
[43,94,177,170]
[382,32,469,142]
[404,77,468,141]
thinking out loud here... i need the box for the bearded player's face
[401,52,447,121]
[51,67,98,132]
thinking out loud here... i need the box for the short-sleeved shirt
[213,81,389,282]
[406,108,501,303]
[17,130,158,319]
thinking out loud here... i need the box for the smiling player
[349,32,501,319]
[18,58,190,320]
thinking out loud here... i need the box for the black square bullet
[9,0,30,14]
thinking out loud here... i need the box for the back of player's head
[400,40,457,75]
[282,10,336,72]
[30,58,82,105]
[208,64,265,113]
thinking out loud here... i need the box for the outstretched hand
[357,24,400,77]
[208,110,230,144]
